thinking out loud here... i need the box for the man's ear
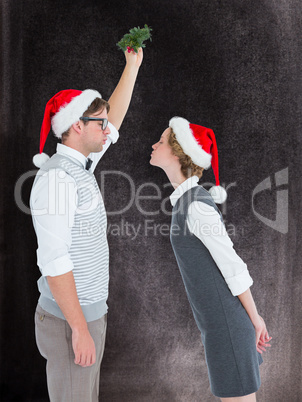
[72,120,82,134]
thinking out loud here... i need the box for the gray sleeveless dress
[170,185,263,398]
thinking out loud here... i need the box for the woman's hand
[253,314,272,354]
[237,289,272,354]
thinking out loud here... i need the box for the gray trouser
[35,304,107,402]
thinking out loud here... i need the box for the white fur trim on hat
[169,117,212,169]
[209,185,227,204]
[33,152,50,168]
[51,89,102,138]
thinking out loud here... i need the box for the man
[30,48,143,402]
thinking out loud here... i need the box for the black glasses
[79,117,108,130]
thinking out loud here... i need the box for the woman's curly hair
[168,128,204,179]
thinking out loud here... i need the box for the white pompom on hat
[169,117,227,204]
[33,89,102,168]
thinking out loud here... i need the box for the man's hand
[72,326,96,367]
[47,272,96,367]
[124,47,143,69]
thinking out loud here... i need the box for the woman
[150,117,272,401]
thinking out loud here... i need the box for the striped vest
[33,153,109,322]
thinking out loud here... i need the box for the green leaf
[117,24,152,53]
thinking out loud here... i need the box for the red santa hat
[33,89,102,168]
[169,117,227,204]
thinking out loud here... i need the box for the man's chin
[89,145,103,154]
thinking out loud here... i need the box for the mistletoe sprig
[117,24,152,54]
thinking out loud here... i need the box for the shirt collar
[56,143,88,169]
[170,176,200,207]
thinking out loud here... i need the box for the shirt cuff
[41,255,74,277]
[108,122,119,144]
[224,269,254,296]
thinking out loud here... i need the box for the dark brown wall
[1,0,301,400]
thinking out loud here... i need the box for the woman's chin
[149,158,158,167]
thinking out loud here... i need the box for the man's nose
[104,126,111,135]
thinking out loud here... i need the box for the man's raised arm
[108,48,143,130]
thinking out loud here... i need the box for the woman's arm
[187,201,253,296]
[187,200,272,353]
[238,288,272,354]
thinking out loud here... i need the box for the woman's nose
[152,143,157,149]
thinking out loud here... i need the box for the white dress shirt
[170,176,253,296]
[30,122,119,277]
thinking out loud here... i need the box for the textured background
[1,0,302,401]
